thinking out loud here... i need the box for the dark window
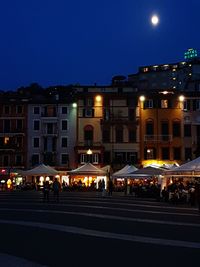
[146,121,154,135]
[127,152,137,164]
[4,106,10,114]
[33,107,40,114]
[62,120,68,130]
[162,147,169,160]
[33,138,39,148]
[16,119,23,130]
[185,148,192,161]
[3,155,9,166]
[16,155,22,165]
[184,124,191,137]
[161,121,169,135]
[172,122,181,137]
[114,152,125,164]
[16,105,23,114]
[129,129,136,142]
[16,137,23,148]
[102,129,110,143]
[103,151,111,164]
[173,147,181,160]
[62,138,68,147]
[34,121,40,130]
[32,154,39,166]
[116,128,123,143]
[4,120,10,132]
[62,107,68,114]
[128,108,135,121]
[61,154,69,164]
[47,123,53,134]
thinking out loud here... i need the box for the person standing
[43,181,50,202]
[108,179,113,196]
[52,178,61,202]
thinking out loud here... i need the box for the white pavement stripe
[0,208,200,228]
[0,219,200,249]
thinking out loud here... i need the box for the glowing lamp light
[179,95,185,102]
[40,176,44,182]
[87,149,93,155]
[139,95,145,102]
[95,95,102,102]
[46,176,50,181]
[72,103,77,108]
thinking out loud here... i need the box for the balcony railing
[42,129,58,136]
[76,141,103,147]
[144,135,172,142]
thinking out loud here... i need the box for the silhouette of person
[52,178,61,202]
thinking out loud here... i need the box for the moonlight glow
[151,15,159,26]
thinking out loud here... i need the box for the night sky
[0,0,199,90]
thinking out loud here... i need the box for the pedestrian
[101,179,106,196]
[52,178,61,202]
[108,179,113,196]
[43,181,50,202]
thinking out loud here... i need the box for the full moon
[151,15,159,26]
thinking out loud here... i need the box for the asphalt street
[0,190,199,267]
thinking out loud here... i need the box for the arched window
[84,125,93,146]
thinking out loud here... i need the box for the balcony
[75,141,103,149]
[144,135,172,143]
[0,144,15,151]
[42,129,58,136]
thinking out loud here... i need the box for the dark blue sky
[0,0,199,90]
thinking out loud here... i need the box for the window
[4,106,10,114]
[3,155,9,166]
[61,137,68,148]
[16,119,23,130]
[62,120,68,130]
[114,152,125,164]
[61,154,69,164]
[16,105,23,114]
[196,100,200,110]
[33,120,40,131]
[16,155,22,165]
[144,99,153,108]
[184,124,191,137]
[173,147,181,160]
[80,154,87,164]
[4,120,10,132]
[183,100,190,111]
[103,129,110,143]
[116,128,123,143]
[16,137,23,148]
[146,121,154,135]
[129,129,136,142]
[33,106,40,114]
[162,147,169,160]
[161,100,168,108]
[86,98,93,106]
[172,121,181,137]
[84,108,94,117]
[61,107,68,114]
[33,137,40,148]
[92,153,99,164]
[84,125,93,145]
[32,154,39,166]
[144,148,156,160]
[185,148,192,161]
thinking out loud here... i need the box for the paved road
[0,190,199,267]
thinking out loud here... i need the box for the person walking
[43,181,50,202]
[108,179,113,196]
[52,178,61,202]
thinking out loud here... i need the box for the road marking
[0,219,199,249]
[0,208,200,227]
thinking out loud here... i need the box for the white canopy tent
[21,164,59,176]
[68,163,107,188]
[112,164,138,178]
[164,156,200,177]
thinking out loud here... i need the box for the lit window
[161,100,168,108]
[143,67,148,72]
[4,137,9,144]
